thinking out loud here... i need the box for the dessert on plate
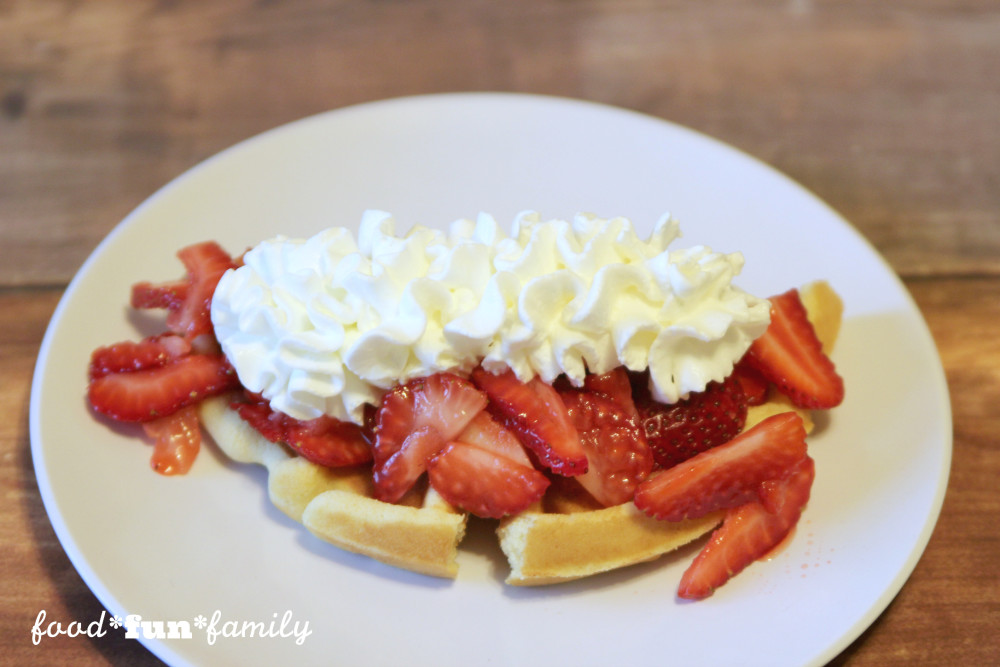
[86,210,844,599]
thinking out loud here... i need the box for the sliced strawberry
[143,404,201,475]
[427,440,550,519]
[171,241,238,339]
[471,366,587,476]
[758,455,815,517]
[88,354,239,422]
[375,427,446,502]
[746,289,844,409]
[677,455,815,599]
[731,357,770,406]
[373,373,487,503]
[231,395,284,441]
[88,334,192,380]
[131,242,236,340]
[583,367,639,419]
[633,411,807,521]
[234,395,373,468]
[558,388,653,507]
[635,375,748,470]
[455,411,534,468]
[131,279,189,311]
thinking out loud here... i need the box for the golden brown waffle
[199,281,842,583]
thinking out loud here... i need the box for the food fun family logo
[31,609,312,647]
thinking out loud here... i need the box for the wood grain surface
[2,1,997,665]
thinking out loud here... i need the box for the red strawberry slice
[583,367,639,419]
[236,397,374,468]
[233,395,373,468]
[730,357,770,406]
[558,388,653,507]
[171,241,238,339]
[131,241,237,340]
[131,279,189,311]
[746,289,844,409]
[455,411,534,468]
[677,454,815,599]
[633,411,807,521]
[143,404,202,475]
[376,427,447,503]
[373,373,487,503]
[471,366,587,476]
[88,334,192,380]
[231,395,284,441]
[88,354,239,422]
[428,440,550,519]
[635,375,748,470]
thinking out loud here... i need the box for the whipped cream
[211,211,771,424]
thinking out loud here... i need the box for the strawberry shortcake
[86,211,844,599]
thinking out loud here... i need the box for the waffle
[199,281,842,583]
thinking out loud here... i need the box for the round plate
[31,93,951,666]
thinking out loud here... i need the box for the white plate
[31,93,951,666]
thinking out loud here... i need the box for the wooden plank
[1,1,998,284]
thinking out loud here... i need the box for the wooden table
[3,2,997,664]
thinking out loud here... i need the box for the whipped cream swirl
[211,211,771,424]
